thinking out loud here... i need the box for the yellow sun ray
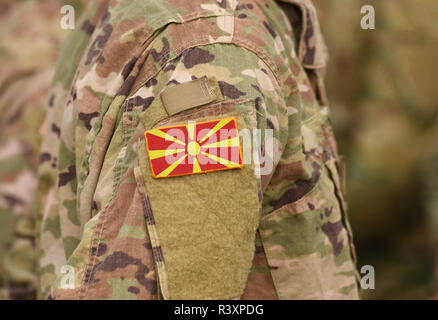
[192,157,201,173]
[201,151,241,168]
[148,129,186,146]
[156,154,187,178]
[188,122,196,141]
[199,118,232,143]
[201,137,240,149]
[149,148,185,160]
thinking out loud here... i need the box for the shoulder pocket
[137,98,261,299]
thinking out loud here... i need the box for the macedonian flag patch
[144,117,244,178]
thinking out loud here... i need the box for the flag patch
[144,117,244,178]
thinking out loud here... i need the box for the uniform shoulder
[126,0,298,95]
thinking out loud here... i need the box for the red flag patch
[144,117,244,178]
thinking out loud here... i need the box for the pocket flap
[138,100,260,299]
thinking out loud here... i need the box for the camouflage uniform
[37,0,359,300]
[318,0,438,299]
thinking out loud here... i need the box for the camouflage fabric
[37,0,359,300]
[318,0,438,299]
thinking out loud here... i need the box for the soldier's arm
[40,0,358,300]
[47,33,288,299]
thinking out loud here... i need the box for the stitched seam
[231,37,281,87]
[130,34,231,96]
[76,169,130,299]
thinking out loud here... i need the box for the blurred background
[0,0,86,299]
[0,0,437,299]
[318,0,438,299]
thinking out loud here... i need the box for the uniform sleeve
[45,36,288,299]
[131,42,288,299]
